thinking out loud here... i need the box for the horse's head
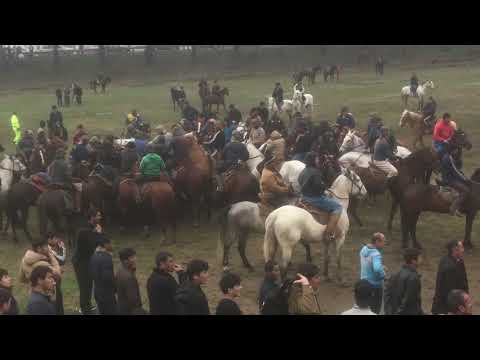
[451,129,472,151]
[339,167,367,200]
[339,130,363,154]
[399,109,410,127]
[1,155,27,174]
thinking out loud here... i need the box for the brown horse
[83,175,114,222]
[202,87,229,113]
[29,146,48,174]
[172,134,213,227]
[213,166,260,208]
[398,169,480,249]
[323,65,340,82]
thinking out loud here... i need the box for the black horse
[323,65,340,82]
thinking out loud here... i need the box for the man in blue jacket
[359,232,386,314]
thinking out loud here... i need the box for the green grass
[1,61,479,315]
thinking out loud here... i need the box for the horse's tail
[217,204,233,265]
[263,213,278,263]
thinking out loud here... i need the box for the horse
[100,76,111,93]
[399,110,432,149]
[171,134,213,227]
[83,174,114,222]
[292,90,314,115]
[401,80,435,110]
[398,169,480,250]
[170,87,186,112]
[37,189,76,247]
[266,97,301,121]
[323,65,340,82]
[263,168,367,283]
[292,70,309,84]
[213,165,260,208]
[0,155,26,233]
[28,146,48,175]
[308,65,322,84]
[202,87,229,113]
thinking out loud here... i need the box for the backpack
[260,279,294,315]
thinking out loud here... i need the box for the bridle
[327,169,364,200]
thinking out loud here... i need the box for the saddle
[434,179,460,204]
[296,199,328,225]
[28,174,51,193]
[224,163,248,183]
[367,162,388,178]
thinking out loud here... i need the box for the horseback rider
[373,127,399,179]
[226,104,242,127]
[421,96,437,131]
[266,113,286,136]
[314,121,338,157]
[70,135,90,166]
[291,123,314,162]
[72,124,88,146]
[264,130,286,170]
[410,73,419,96]
[135,144,167,185]
[17,130,35,164]
[249,117,266,149]
[47,148,80,213]
[120,141,140,175]
[433,113,455,157]
[440,143,471,217]
[336,106,356,131]
[259,154,291,210]
[203,120,226,158]
[272,82,284,113]
[48,105,64,139]
[215,130,250,192]
[298,152,343,243]
[293,81,306,104]
[212,80,221,97]
[367,113,383,153]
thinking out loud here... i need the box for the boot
[323,213,341,242]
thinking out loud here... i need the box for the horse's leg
[192,197,200,228]
[400,208,409,249]
[23,206,32,242]
[335,237,346,286]
[410,213,422,249]
[348,197,363,227]
[301,240,312,263]
[387,196,399,233]
[280,244,293,280]
[323,241,331,281]
[238,231,254,272]
[464,210,477,249]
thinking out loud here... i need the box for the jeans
[73,261,94,314]
[292,152,307,162]
[433,141,446,156]
[302,195,343,214]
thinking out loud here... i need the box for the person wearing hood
[359,232,387,314]
[265,130,285,169]
[260,154,291,210]
[19,238,62,312]
[175,259,210,315]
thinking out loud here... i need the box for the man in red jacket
[433,113,455,155]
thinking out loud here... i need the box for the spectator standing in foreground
[90,235,116,315]
[341,279,376,315]
[26,266,57,315]
[0,268,19,315]
[216,272,243,315]
[447,290,473,315]
[258,260,281,313]
[147,251,186,315]
[288,263,323,315]
[115,248,145,315]
[431,240,469,315]
[359,232,386,314]
[175,259,210,315]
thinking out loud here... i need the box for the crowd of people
[0,75,475,315]
[55,82,83,108]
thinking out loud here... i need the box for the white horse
[338,130,411,169]
[0,155,26,230]
[267,96,302,118]
[401,80,435,110]
[293,90,314,115]
[263,168,367,283]
[245,143,265,179]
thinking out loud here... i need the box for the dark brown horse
[171,135,213,227]
[6,182,43,242]
[213,166,260,208]
[202,87,229,112]
[323,65,340,82]
[37,189,76,247]
[171,87,186,112]
[83,175,114,222]
[398,169,480,249]
[29,146,48,174]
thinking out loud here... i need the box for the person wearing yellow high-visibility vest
[10,112,21,145]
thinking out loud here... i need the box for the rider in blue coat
[440,144,471,216]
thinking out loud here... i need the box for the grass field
[0,61,479,315]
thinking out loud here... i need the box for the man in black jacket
[175,259,210,315]
[431,240,469,315]
[0,268,19,315]
[55,88,63,107]
[226,104,242,127]
[90,229,116,315]
[384,248,423,315]
[26,266,57,315]
[72,210,104,315]
[147,251,186,315]
[258,260,280,313]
